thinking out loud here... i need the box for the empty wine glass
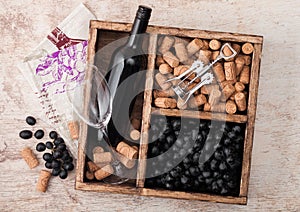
[66,64,130,184]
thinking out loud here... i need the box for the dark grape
[45,162,52,169]
[53,150,63,159]
[26,116,36,126]
[57,143,66,151]
[54,137,64,146]
[36,142,46,152]
[52,168,61,176]
[51,159,61,169]
[34,129,44,139]
[49,131,58,139]
[19,130,33,139]
[59,169,68,179]
[43,153,53,162]
[180,175,190,184]
[45,141,53,149]
[63,163,74,171]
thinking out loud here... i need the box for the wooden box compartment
[75,20,263,204]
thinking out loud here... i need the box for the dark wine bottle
[106,5,152,145]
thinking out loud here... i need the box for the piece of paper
[18,3,96,158]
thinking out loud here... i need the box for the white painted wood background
[0,0,299,211]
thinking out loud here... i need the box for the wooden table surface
[1,0,299,211]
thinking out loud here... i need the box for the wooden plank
[76,182,139,195]
[141,188,247,205]
[147,26,263,44]
[239,43,263,196]
[136,34,158,188]
[87,26,98,64]
[90,20,263,44]
[76,27,98,184]
[151,108,248,123]
[90,20,132,32]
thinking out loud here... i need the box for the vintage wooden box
[75,20,263,204]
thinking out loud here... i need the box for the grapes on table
[34,129,45,139]
[19,130,33,139]
[19,117,74,180]
[25,116,36,126]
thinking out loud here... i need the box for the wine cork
[130,129,140,141]
[153,89,175,98]
[200,84,218,95]
[213,63,225,82]
[132,146,139,151]
[130,116,141,140]
[154,97,177,109]
[240,66,250,84]
[188,94,207,108]
[222,84,236,101]
[163,51,179,68]
[226,100,237,114]
[131,118,141,130]
[211,51,220,61]
[173,37,185,44]
[156,55,165,67]
[201,40,209,50]
[203,103,211,111]
[232,43,241,55]
[182,58,194,66]
[211,104,226,112]
[235,56,245,76]
[235,92,247,111]
[174,42,189,62]
[173,65,188,76]
[36,170,51,192]
[240,55,251,65]
[220,80,235,89]
[209,39,221,50]
[229,92,237,101]
[242,42,254,54]
[87,161,100,172]
[93,146,104,154]
[130,93,143,119]
[198,50,212,64]
[93,152,113,164]
[118,154,136,169]
[224,62,237,82]
[94,165,113,181]
[223,44,234,57]
[68,121,79,140]
[187,38,203,55]
[235,82,245,92]
[208,88,222,106]
[157,36,164,46]
[159,63,173,74]
[159,36,175,54]
[155,73,172,90]
[21,147,39,169]
[116,141,138,159]
[177,98,188,110]
[85,170,94,180]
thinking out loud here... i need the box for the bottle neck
[126,17,149,48]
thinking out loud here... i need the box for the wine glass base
[103,175,129,185]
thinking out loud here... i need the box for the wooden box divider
[75,20,263,205]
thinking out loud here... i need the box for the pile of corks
[85,142,138,181]
[153,35,253,114]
